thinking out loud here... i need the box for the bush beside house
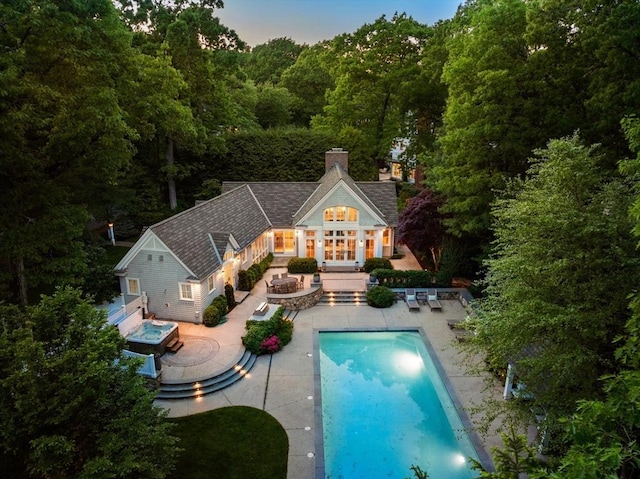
[287,257,317,274]
[242,306,293,355]
[363,257,393,273]
[203,295,228,327]
[238,253,274,291]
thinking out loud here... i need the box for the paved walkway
[154,258,503,479]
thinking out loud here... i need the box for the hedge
[363,257,393,273]
[238,253,275,291]
[287,257,317,274]
[203,295,228,327]
[370,269,435,288]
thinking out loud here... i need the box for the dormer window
[324,206,358,222]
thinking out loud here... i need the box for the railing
[122,350,160,379]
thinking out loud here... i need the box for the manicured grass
[167,406,288,479]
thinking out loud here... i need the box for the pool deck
[154,252,504,479]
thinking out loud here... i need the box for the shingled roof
[222,163,398,227]
[150,185,271,279]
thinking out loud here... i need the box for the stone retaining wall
[266,286,324,310]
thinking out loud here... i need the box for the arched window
[323,206,358,222]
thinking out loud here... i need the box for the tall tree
[475,134,639,418]
[0,0,137,304]
[243,37,304,85]
[312,13,430,171]
[280,43,335,127]
[0,288,179,478]
[124,0,247,209]
[434,0,533,238]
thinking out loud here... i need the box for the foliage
[470,426,543,478]
[371,269,435,288]
[363,257,393,273]
[243,37,303,85]
[167,406,288,479]
[474,134,640,418]
[406,464,429,479]
[287,257,318,274]
[0,287,179,478]
[313,13,431,170]
[207,128,337,181]
[238,253,273,291]
[396,187,448,271]
[81,242,120,305]
[242,307,293,355]
[0,0,137,304]
[224,283,236,311]
[260,335,282,354]
[366,286,395,308]
[254,84,295,129]
[280,43,335,126]
[203,295,228,327]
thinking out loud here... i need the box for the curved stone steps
[156,349,257,400]
[155,309,299,400]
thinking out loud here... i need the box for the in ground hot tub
[126,320,179,355]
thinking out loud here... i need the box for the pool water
[319,330,480,479]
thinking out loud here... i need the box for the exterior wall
[121,249,201,323]
[297,185,389,265]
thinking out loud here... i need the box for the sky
[216,0,462,47]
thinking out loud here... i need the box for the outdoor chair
[405,288,420,311]
[272,273,279,281]
[427,289,443,311]
[298,275,304,290]
[281,272,288,278]
[265,280,273,294]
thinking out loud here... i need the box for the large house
[114,149,398,323]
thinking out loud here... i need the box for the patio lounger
[405,288,420,311]
[427,290,442,311]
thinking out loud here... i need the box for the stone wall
[266,286,324,310]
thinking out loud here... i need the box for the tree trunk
[166,136,177,210]
[12,256,28,306]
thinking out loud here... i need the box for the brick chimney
[325,148,348,173]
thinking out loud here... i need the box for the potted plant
[313,272,321,283]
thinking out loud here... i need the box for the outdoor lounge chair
[427,289,442,311]
[405,288,420,311]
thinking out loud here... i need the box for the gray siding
[124,249,199,323]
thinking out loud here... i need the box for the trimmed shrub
[370,269,437,288]
[225,283,237,310]
[366,286,395,308]
[363,257,393,273]
[238,270,252,291]
[242,306,294,355]
[203,304,223,327]
[212,295,228,316]
[287,257,317,274]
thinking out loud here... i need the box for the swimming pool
[317,329,485,478]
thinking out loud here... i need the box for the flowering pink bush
[260,335,281,354]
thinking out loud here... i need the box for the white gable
[295,181,387,227]
[114,229,195,276]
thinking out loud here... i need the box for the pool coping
[312,327,494,479]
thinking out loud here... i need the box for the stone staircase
[156,349,257,400]
[318,290,367,305]
[155,309,299,400]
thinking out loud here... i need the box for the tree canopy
[0,287,179,478]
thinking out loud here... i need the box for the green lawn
[167,406,288,479]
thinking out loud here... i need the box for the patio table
[271,276,298,293]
